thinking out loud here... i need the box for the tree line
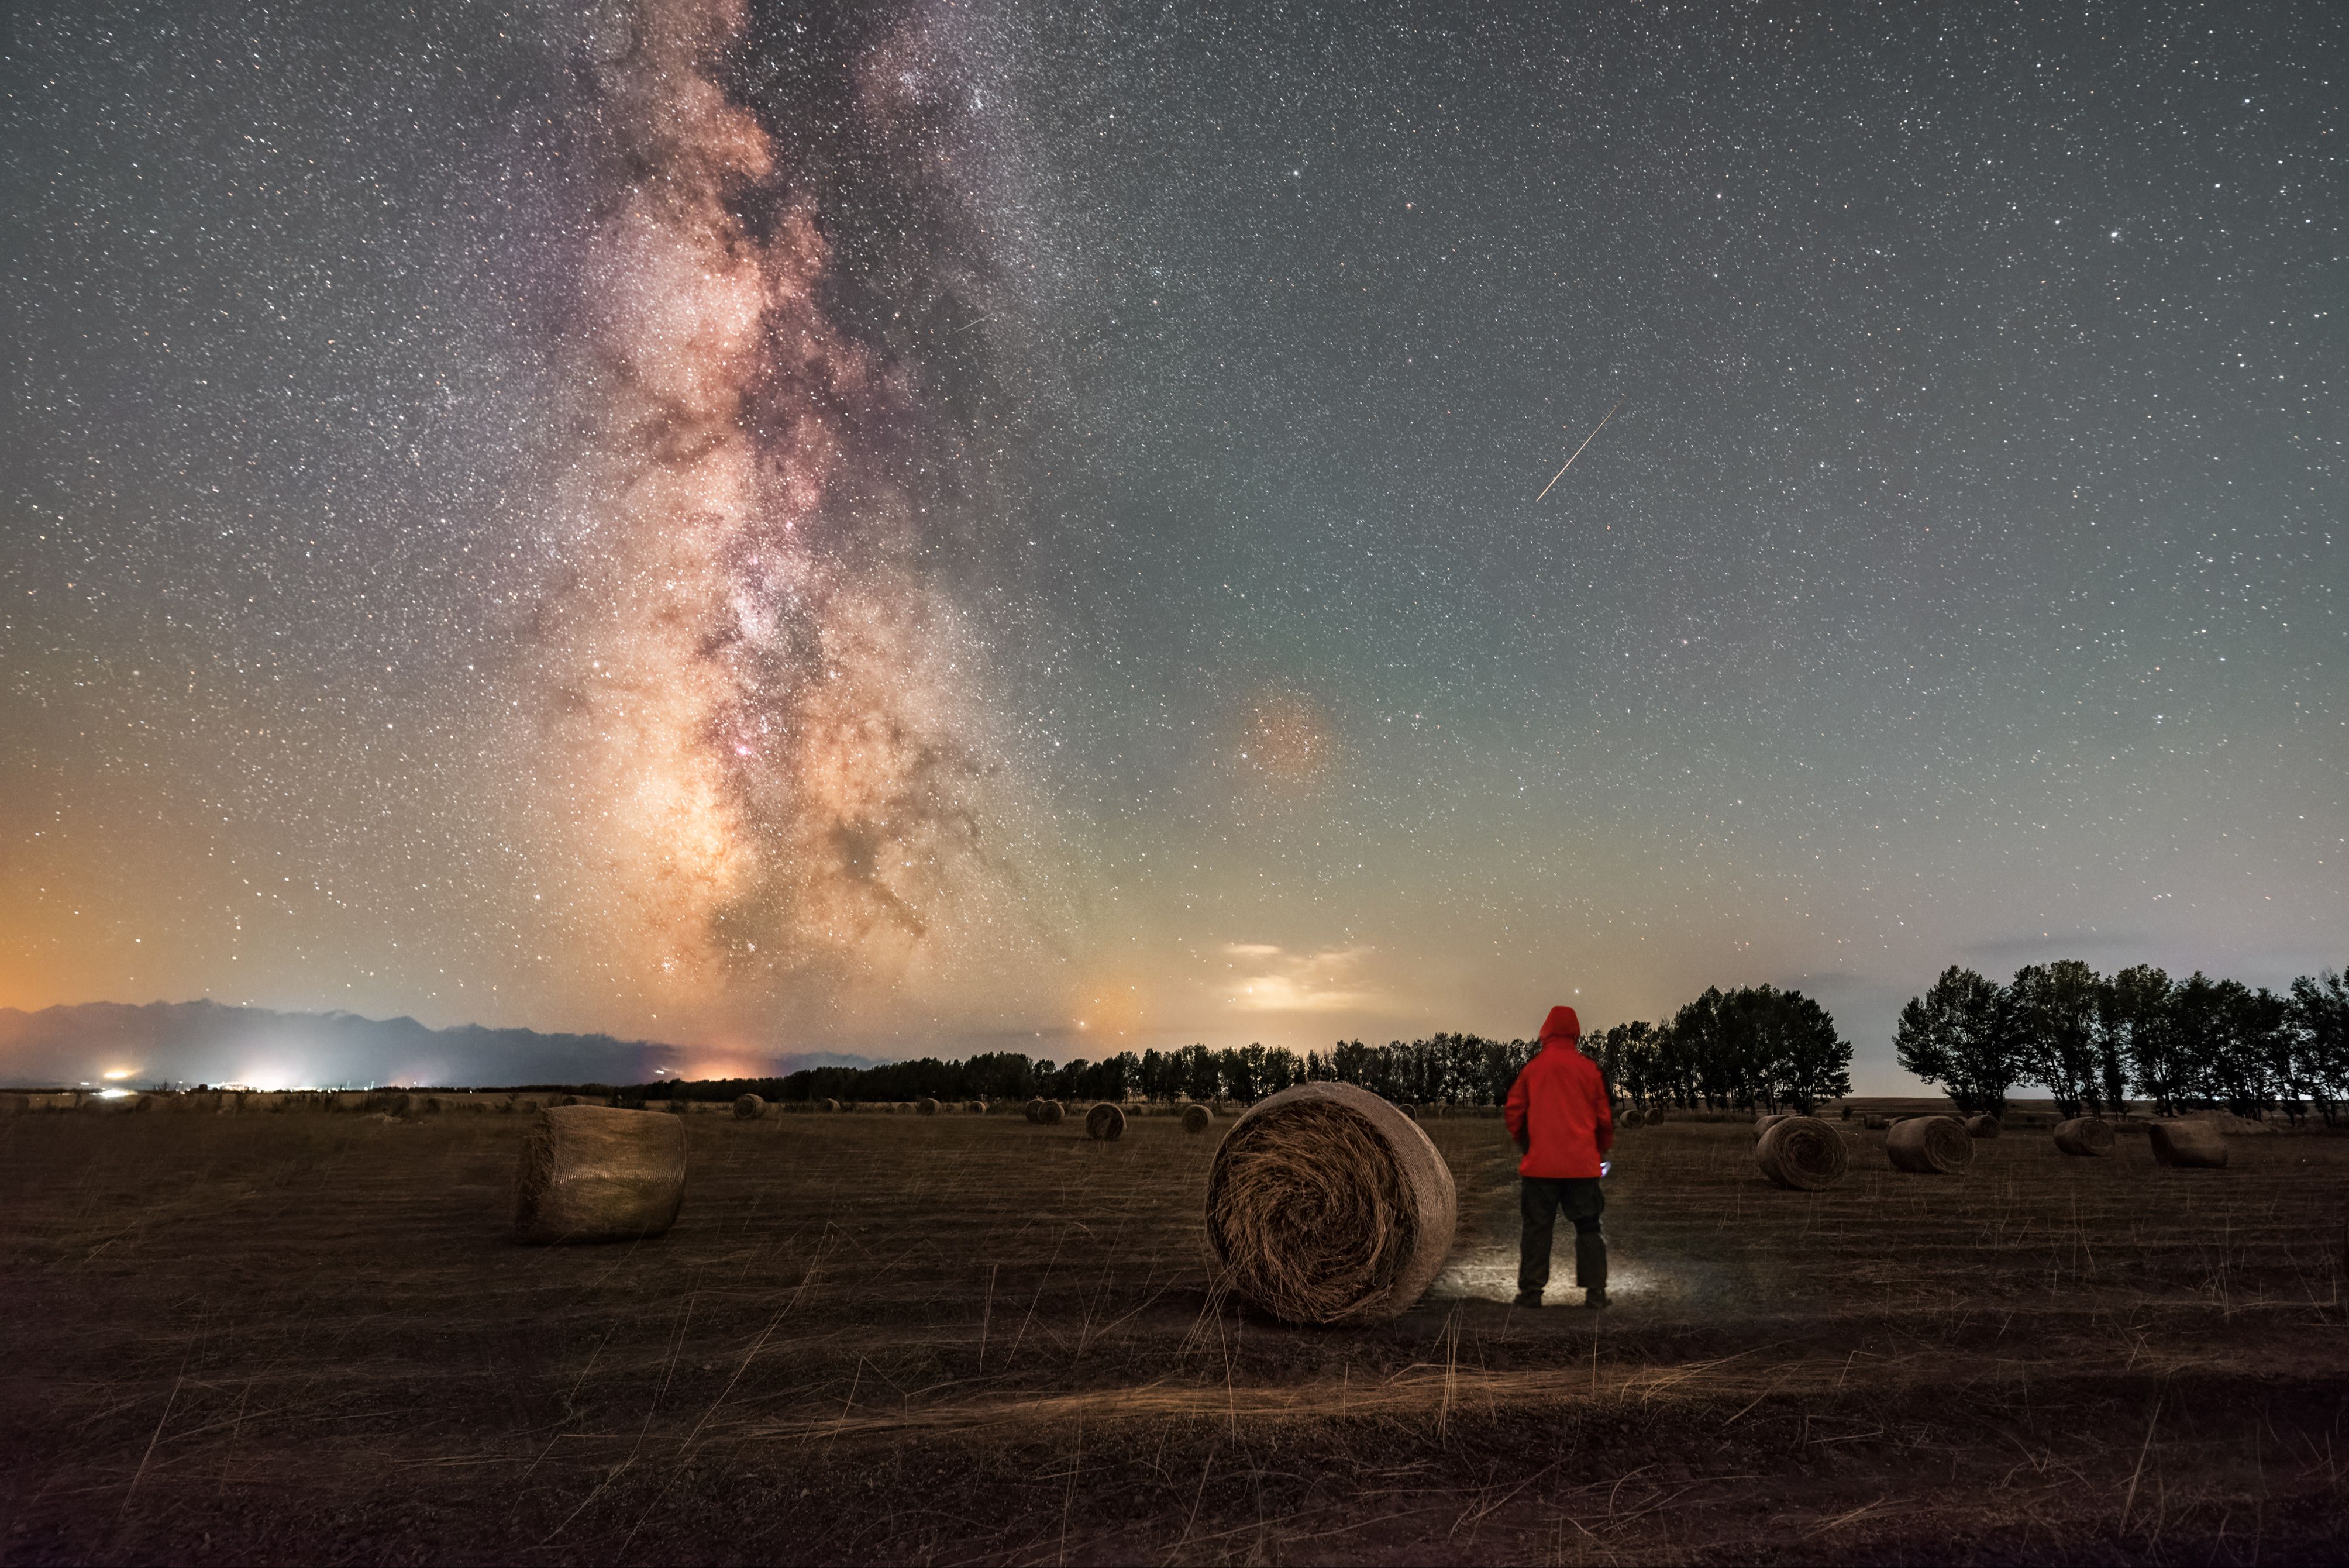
[628,982,1858,1115]
[1895,960,2349,1123]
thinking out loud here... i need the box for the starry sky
[4,0,2341,1088]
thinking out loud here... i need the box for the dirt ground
[2,1103,2344,1566]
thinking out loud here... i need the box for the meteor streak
[1534,400,1622,504]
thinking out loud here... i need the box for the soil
[2,1104,2343,1565]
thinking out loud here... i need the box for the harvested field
[1,1107,2344,1565]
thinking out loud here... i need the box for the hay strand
[1886,1115,1973,1174]
[2147,1119,2229,1169]
[512,1105,687,1244]
[1084,1102,1126,1141]
[1203,1081,1456,1327]
[1755,1115,1849,1190]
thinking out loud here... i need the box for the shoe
[1581,1288,1609,1309]
[1512,1291,1542,1308]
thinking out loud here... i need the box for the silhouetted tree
[2010,960,2105,1116]
[2287,969,2349,1126]
[1895,966,2017,1116]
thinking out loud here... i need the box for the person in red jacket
[1503,1004,1614,1308]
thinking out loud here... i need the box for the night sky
[4,1,2341,1087]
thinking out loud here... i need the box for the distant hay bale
[1965,1114,2001,1139]
[513,1105,687,1245]
[1756,1116,1850,1190]
[1086,1102,1127,1141]
[1039,1100,1066,1126]
[733,1094,767,1120]
[1182,1102,1213,1135]
[1204,1081,1456,1327]
[1863,1114,1890,1131]
[2052,1117,2115,1157]
[817,1098,840,1113]
[1886,1115,1973,1174]
[967,1100,987,1114]
[918,1098,941,1116]
[2148,1119,2229,1169]
[1022,1098,1045,1123]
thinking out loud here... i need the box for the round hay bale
[733,1094,767,1120]
[1204,1081,1456,1326]
[1022,1097,1045,1123]
[1754,1112,1790,1137]
[514,1105,687,1245]
[2148,1119,2229,1169]
[2052,1116,2115,1157]
[1886,1115,1973,1174]
[1039,1099,1066,1126]
[1756,1115,1849,1191]
[918,1097,941,1116]
[1965,1114,2001,1139]
[1862,1114,1890,1131]
[967,1100,987,1114]
[817,1098,840,1113]
[1085,1102,1127,1141]
[1182,1102,1213,1135]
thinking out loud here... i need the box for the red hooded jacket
[1503,1005,1614,1179]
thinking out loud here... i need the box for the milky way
[521,0,1024,1029]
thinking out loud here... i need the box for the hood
[1539,1005,1581,1046]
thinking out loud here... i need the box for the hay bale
[1022,1097,1045,1122]
[733,1094,767,1120]
[1965,1114,2001,1139]
[967,1100,987,1114]
[918,1097,941,1116]
[1754,1112,1790,1137]
[1862,1114,1890,1131]
[1204,1081,1456,1327]
[1886,1115,1973,1174]
[2148,1119,2229,1169]
[1182,1103,1213,1135]
[1039,1099,1066,1126]
[818,1098,840,1113]
[514,1105,687,1245]
[1085,1102,1127,1141]
[2052,1116,2115,1157]
[1756,1116,1849,1190]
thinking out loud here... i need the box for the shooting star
[1534,400,1622,504]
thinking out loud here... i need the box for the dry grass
[1,1105,2344,1564]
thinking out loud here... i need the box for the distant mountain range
[0,1000,860,1089]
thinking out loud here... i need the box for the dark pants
[1518,1177,1606,1295]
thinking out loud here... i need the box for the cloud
[1221,945,1382,1014]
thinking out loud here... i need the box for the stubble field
[2,1104,2344,1566]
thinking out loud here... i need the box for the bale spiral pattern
[1203,1081,1456,1326]
[2052,1116,2114,1156]
[1084,1102,1127,1141]
[1886,1114,1973,1174]
[1182,1103,1213,1135]
[1755,1115,1849,1191]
